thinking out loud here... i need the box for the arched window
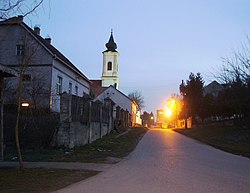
[107,61,112,71]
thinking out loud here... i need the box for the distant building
[94,85,141,126]
[156,109,166,127]
[203,80,223,97]
[0,16,90,112]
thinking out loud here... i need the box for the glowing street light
[165,108,172,117]
[21,102,29,107]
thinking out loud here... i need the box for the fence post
[100,104,102,138]
[104,98,115,133]
[88,101,92,143]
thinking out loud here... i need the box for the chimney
[34,26,40,36]
[45,37,51,44]
[17,15,24,22]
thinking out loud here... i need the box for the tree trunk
[15,74,24,170]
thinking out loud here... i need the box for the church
[91,31,142,126]
[90,30,119,96]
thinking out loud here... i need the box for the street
[53,128,250,193]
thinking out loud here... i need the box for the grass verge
[174,126,250,158]
[5,127,148,163]
[1,127,147,193]
[0,168,99,193]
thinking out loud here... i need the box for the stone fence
[52,93,131,148]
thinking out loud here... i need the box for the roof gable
[0,16,90,83]
[96,85,133,102]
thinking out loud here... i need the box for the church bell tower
[101,30,119,89]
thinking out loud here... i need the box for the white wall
[102,51,119,88]
[95,86,142,126]
[95,86,132,114]
[51,59,90,112]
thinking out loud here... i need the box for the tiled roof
[90,80,106,97]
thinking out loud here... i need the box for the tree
[13,34,41,170]
[22,71,50,110]
[179,72,204,123]
[217,78,249,118]
[128,90,145,109]
[216,36,250,119]
[0,0,44,19]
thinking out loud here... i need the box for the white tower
[101,31,119,89]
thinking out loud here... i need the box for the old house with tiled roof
[0,16,90,112]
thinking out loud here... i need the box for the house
[94,85,141,126]
[203,80,223,97]
[0,16,90,112]
[0,64,18,161]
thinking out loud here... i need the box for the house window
[69,82,72,94]
[107,61,112,71]
[56,76,63,94]
[16,44,24,56]
[22,74,31,82]
[75,85,78,96]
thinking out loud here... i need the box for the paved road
[53,129,250,193]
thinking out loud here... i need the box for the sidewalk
[0,161,115,171]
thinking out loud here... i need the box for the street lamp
[21,102,29,107]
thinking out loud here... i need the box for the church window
[107,61,112,71]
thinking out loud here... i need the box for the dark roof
[104,31,117,52]
[0,16,90,83]
[203,80,223,97]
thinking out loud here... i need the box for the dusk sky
[24,0,250,114]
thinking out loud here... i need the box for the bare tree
[214,36,250,120]
[128,90,145,109]
[0,0,44,19]
[217,36,250,84]
[23,71,50,110]
[14,34,41,170]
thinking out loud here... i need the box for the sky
[22,0,250,115]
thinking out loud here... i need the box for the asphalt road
[52,128,250,193]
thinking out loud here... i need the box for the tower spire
[102,31,119,89]
[105,29,117,52]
